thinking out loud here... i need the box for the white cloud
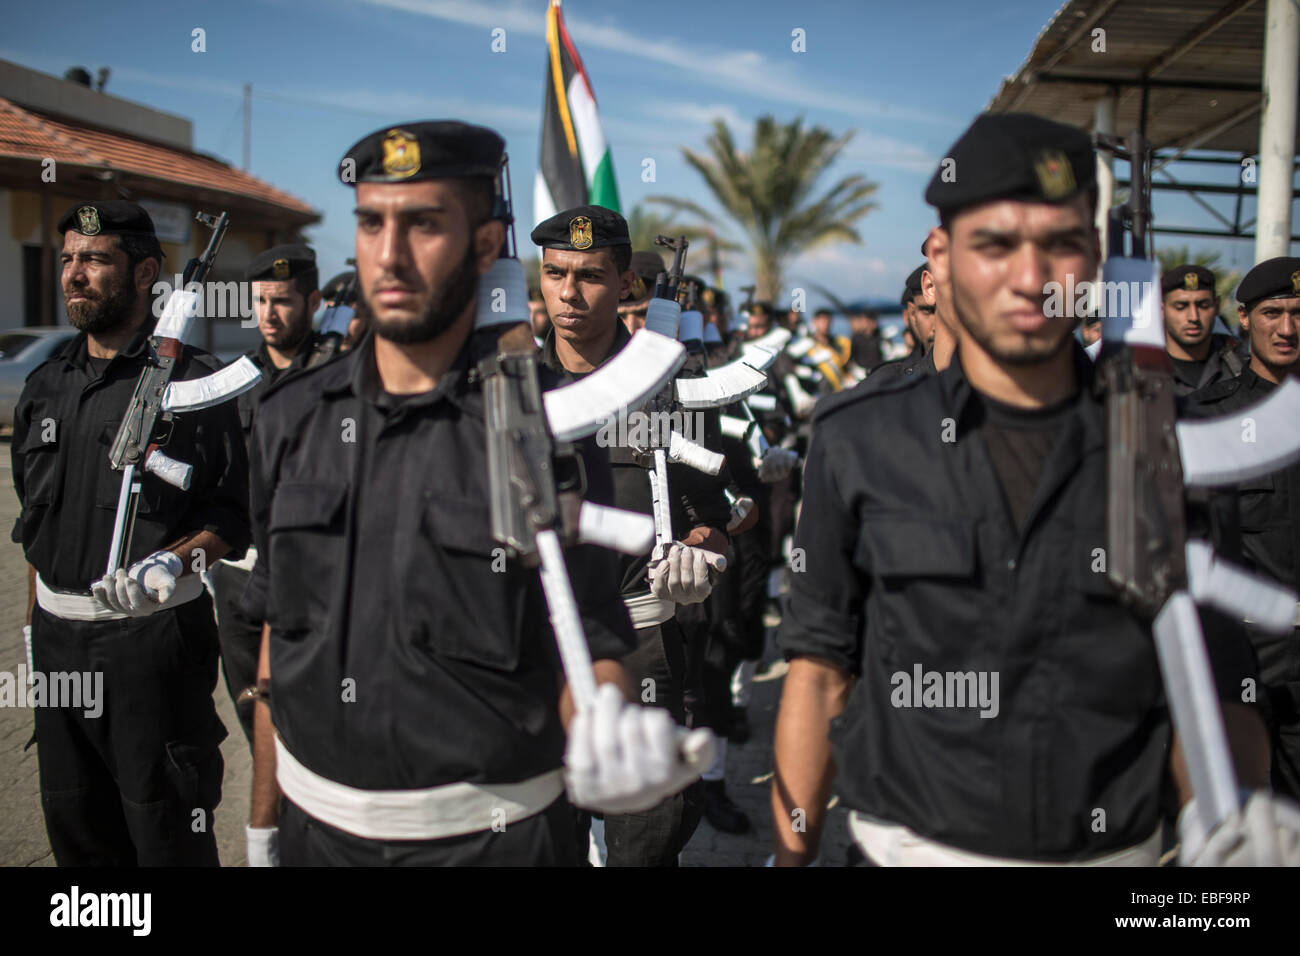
[353,0,953,126]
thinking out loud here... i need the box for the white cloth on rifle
[218,545,259,573]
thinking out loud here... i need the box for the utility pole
[242,83,251,171]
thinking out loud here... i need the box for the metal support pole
[242,83,252,171]
[1256,0,1299,260]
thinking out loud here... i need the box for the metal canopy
[987,0,1293,155]
[987,0,1299,244]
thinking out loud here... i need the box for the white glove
[1177,791,1300,866]
[648,543,727,605]
[245,824,280,867]
[92,550,182,616]
[22,624,33,678]
[757,446,799,483]
[726,496,754,533]
[565,683,716,814]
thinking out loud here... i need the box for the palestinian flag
[534,0,620,227]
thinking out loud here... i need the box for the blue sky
[5,0,1289,308]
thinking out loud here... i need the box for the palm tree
[649,116,878,301]
[624,204,742,282]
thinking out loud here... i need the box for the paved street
[0,447,848,866]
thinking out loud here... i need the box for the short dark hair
[452,176,495,227]
[814,308,832,320]
[115,233,164,275]
[294,268,319,299]
[607,244,631,275]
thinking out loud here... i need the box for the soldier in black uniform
[1190,256,1300,799]
[533,204,729,865]
[243,123,706,867]
[12,200,249,865]
[1161,263,1245,396]
[869,265,933,386]
[771,113,1274,866]
[209,243,339,744]
[617,249,665,335]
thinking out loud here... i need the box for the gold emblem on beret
[1184,272,1199,291]
[381,129,421,179]
[272,258,290,280]
[629,276,646,299]
[702,288,716,307]
[77,205,101,236]
[569,215,593,250]
[1292,270,1300,295]
[1032,149,1076,201]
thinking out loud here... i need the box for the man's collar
[327,328,473,411]
[66,321,151,370]
[256,331,316,372]
[540,318,631,375]
[941,338,1095,417]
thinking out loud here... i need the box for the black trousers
[31,594,227,866]
[208,561,262,743]
[593,616,704,866]
[682,568,744,737]
[280,796,584,866]
[1250,624,1300,800]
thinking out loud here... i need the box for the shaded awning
[987,0,1291,156]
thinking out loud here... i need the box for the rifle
[476,159,679,710]
[1095,131,1300,833]
[104,211,262,577]
[317,258,359,339]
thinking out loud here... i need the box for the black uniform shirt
[11,327,250,590]
[1191,368,1296,594]
[779,343,1256,860]
[1169,334,1246,397]
[1189,367,1298,720]
[539,322,731,597]
[244,330,634,789]
[236,331,339,436]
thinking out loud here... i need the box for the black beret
[703,287,728,309]
[531,204,629,252]
[246,243,316,282]
[1161,264,1216,295]
[338,121,503,186]
[322,270,357,302]
[1236,256,1300,306]
[58,200,156,239]
[925,112,1096,216]
[625,249,665,302]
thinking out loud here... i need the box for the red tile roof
[0,96,314,215]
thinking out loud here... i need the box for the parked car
[0,328,80,432]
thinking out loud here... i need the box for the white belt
[35,572,204,622]
[274,737,565,842]
[848,812,1162,867]
[1244,603,1300,628]
[218,545,258,573]
[623,591,676,630]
